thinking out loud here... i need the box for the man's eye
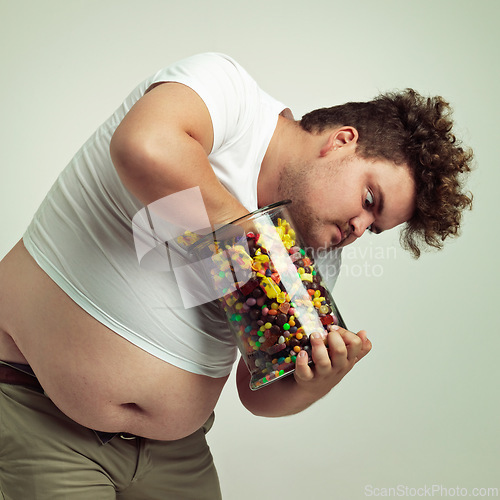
[364,190,374,208]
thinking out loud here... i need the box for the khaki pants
[0,383,222,499]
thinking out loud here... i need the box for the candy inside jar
[192,201,346,390]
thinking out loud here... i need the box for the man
[0,53,472,499]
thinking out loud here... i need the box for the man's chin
[302,235,351,253]
[335,236,357,249]
[313,238,351,252]
[306,240,339,253]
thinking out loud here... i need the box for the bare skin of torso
[0,240,229,440]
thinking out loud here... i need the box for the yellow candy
[176,230,200,246]
[251,261,263,271]
[283,234,294,249]
[261,277,280,298]
[253,253,270,263]
[225,295,237,307]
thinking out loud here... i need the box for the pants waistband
[0,362,44,392]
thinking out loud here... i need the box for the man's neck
[258,114,306,208]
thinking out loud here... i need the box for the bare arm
[110,82,249,226]
[236,326,372,417]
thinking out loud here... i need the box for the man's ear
[319,126,359,157]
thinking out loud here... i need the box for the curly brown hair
[300,89,474,258]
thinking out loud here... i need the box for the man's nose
[350,212,375,238]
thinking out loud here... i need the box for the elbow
[236,377,280,418]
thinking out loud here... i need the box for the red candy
[320,314,334,325]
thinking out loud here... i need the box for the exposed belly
[0,240,229,440]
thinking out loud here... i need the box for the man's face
[277,152,416,251]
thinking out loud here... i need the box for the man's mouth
[335,224,353,247]
[330,224,344,246]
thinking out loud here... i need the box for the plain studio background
[1,1,498,498]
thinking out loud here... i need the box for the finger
[326,329,349,370]
[293,349,314,382]
[337,327,364,362]
[309,331,334,374]
[354,330,372,362]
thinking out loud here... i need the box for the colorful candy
[208,217,344,390]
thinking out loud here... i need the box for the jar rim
[188,199,292,252]
[226,199,291,227]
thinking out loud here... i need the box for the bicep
[110,82,214,172]
[110,81,248,224]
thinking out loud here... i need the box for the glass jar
[192,200,346,390]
